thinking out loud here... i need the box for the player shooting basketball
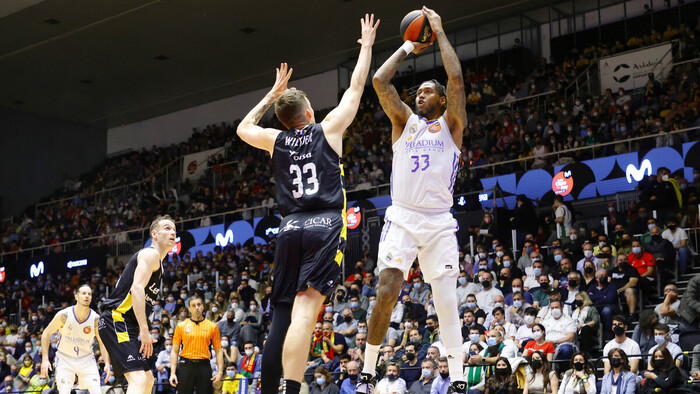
[357,6,468,394]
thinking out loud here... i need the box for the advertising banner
[599,43,672,92]
[479,141,698,209]
[181,147,225,181]
[1,246,108,283]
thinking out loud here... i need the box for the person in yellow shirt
[222,362,248,394]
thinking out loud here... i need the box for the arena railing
[468,124,699,176]
[32,155,183,219]
[486,90,557,113]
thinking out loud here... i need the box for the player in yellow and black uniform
[98,215,175,394]
[235,15,379,394]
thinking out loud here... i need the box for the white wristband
[400,41,415,55]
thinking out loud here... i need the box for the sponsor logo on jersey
[386,253,392,262]
[280,220,301,232]
[98,318,106,330]
[409,123,418,133]
[428,122,442,133]
[403,139,445,152]
[127,355,135,362]
[83,326,91,334]
[303,217,332,228]
[292,152,312,161]
[445,264,453,269]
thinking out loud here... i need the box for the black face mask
[499,275,509,282]
[482,281,491,289]
[610,358,623,368]
[495,367,509,376]
[573,362,585,371]
[599,277,608,286]
[405,353,416,361]
[613,325,626,336]
[440,372,449,380]
[336,294,345,302]
[668,224,677,230]
[652,359,665,370]
[651,235,662,242]
[584,266,594,274]
[572,300,583,309]
[540,283,550,291]
[347,373,357,381]
[569,280,578,288]
[426,326,435,333]
[530,359,543,370]
[344,315,352,324]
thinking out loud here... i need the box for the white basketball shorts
[377,204,459,282]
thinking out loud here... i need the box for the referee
[169,295,223,394]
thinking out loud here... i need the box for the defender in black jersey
[98,215,175,393]
[235,15,379,394]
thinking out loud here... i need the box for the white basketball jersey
[391,114,460,211]
[57,307,97,358]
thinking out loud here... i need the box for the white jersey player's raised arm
[41,284,110,394]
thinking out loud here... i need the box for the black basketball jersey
[272,123,345,217]
[102,247,162,322]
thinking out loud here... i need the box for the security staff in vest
[170,295,223,394]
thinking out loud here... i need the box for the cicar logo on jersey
[83,326,91,334]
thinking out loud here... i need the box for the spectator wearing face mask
[334,309,358,346]
[398,344,421,387]
[409,358,436,394]
[562,229,584,262]
[505,291,531,328]
[627,240,656,295]
[524,260,549,292]
[475,272,503,314]
[514,308,539,350]
[576,242,600,274]
[518,240,537,271]
[310,366,340,394]
[504,277,533,306]
[221,362,247,394]
[640,347,683,394]
[558,352,596,394]
[483,356,517,394]
[409,276,431,306]
[463,294,487,326]
[662,217,690,274]
[609,254,639,317]
[531,274,556,309]
[645,226,675,285]
[646,323,683,369]
[429,357,454,394]
[602,316,641,374]
[541,300,576,367]
[587,269,617,340]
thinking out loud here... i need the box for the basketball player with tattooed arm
[40,284,110,394]
[98,215,176,394]
[357,7,468,393]
[236,14,379,394]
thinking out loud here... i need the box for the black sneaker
[356,372,376,394]
[447,380,467,394]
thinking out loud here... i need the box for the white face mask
[551,308,563,319]
[533,331,543,340]
[524,315,535,325]
[245,349,253,356]
[583,250,593,258]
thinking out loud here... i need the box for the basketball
[399,10,436,43]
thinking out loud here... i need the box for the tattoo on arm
[373,48,411,124]
[253,97,275,125]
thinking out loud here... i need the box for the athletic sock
[446,346,465,381]
[361,343,381,376]
[284,379,301,394]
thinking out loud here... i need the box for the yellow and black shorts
[98,310,150,377]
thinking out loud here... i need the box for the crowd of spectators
[1,13,700,393]
[2,21,700,260]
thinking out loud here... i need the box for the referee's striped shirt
[173,318,221,359]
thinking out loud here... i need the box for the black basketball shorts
[270,209,346,305]
[98,311,150,377]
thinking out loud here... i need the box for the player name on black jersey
[273,124,345,217]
